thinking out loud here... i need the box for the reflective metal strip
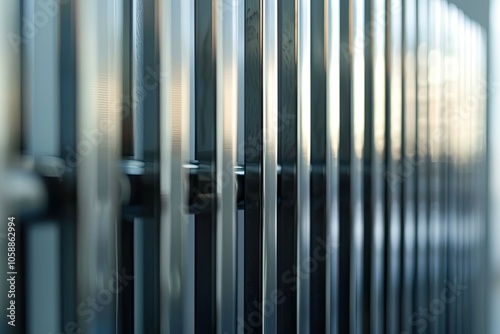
[338,0,352,331]
[158,0,194,332]
[386,0,402,332]
[75,0,123,332]
[132,4,145,331]
[243,1,263,333]
[262,0,278,332]
[437,4,448,334]
[215,0,239,332]
[401,0,417,331]
[427,1,441,332]
[296,0,311,332]
[194,0,217,331]
[445,6,460,333]
[415,0,429,320]
[326,0,340,333]
[351,0,364,332]
[132,0,144,161]
[277,0,298,331]
[310,0,327,331]
[476,27,488,334]
[462,18,473,334]
[458,10,466,334]
[58,1,78,329]
[370,0,386,333]
[0,1,20,333]
[24,0,61,329]
[24,0,60,157]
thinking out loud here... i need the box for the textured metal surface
[385,0,403,332]
[75,0,123,332]
[215,0,240,332]
[296,0,311,332]
[262,0,279,332]
[158,0,194,332]
[325,0,340,333]
[401,0,417,331]
[0,1,491,333]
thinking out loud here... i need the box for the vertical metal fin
[158,0,195,332]
[75,0,123,332]
[215,0,239,332]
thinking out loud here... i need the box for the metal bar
[385,0,402,332]
[158,0,195,331]
[477,27,488,334]
[369,0,387,332]
[277,0,298,331]
[462,18,472,334]
[458,11,466,334]
[445,5,460,334]
[130,0,144,331]
[429,1,444,331]
[437,4,448,334]
[400,0,417,331]
[243,0,263,332]
[23,0,62,331]
[363,0,375,330]
[351,0,365,332]
[296,0,311,332]
[310,0,327,332]
[415,0,430,329]
[325,0,340,332]
[194,0,217,331]
[338,0,352,331]
[120,1,135,332]
[262,0,279,332]
[58,0,78,329]
[75,0,123,332]
[132,0,144,161]
[215,0,240,332]
[136,0,160,332]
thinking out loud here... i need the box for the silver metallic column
[158,0,195,332]
[215,0,240,332]
[370,0,387,332]
[386,0,403,332]
[351,0,365,331]
[296,0,311,332]
[262,0,278,332]
[326,0,340,332]
[75,0,123,332]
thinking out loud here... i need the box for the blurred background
[0,0,499,333]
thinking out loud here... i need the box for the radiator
[0,0,488,333]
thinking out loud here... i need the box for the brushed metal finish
[296,0,311,332]
[215,0,240,332]
[262,0,278,332]
[158,0,195,332]
[351,0,365,332]
[326,0,340,333]
[75,0,123,332]
[401,0,417,331]
[386,0,403,332]
[370,0,386,332]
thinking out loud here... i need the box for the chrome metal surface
[262,0,278,332]
[158,0,195,332]
[75,0,123,332]
[325,0,340,332]
[296,0,311,332]
[215,0,240,332]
